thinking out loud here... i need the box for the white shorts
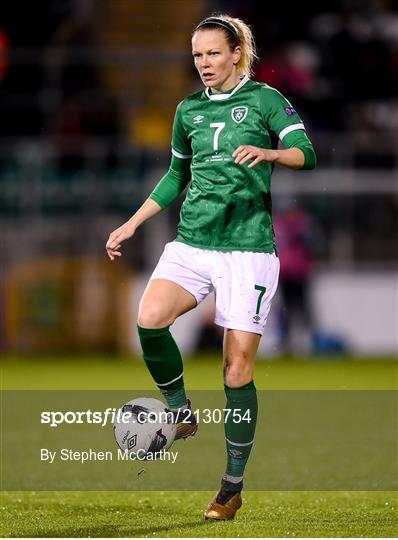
[150,241,280,335]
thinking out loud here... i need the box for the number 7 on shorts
[254,285,267,315]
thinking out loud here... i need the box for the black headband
[195,17,239,40]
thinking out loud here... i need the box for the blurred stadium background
[0,0,397,359]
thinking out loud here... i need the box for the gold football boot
[175,421,198,440]
[204,479,243,520]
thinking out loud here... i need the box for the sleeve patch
[284,107,297,116]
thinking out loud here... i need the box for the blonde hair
[193,14,258,77]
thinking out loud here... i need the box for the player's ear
[232,46,241,66]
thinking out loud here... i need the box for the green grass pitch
[1,355,397,537]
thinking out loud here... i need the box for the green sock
[224,380,258,480]
[137,325,187,410]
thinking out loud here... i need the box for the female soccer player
[106,15,316,520]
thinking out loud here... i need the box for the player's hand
[233,146,278,168]
[106,220,136,261]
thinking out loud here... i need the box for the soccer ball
[114,397,176,458]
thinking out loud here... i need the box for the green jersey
[152,76,316,252]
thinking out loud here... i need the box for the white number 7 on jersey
[210,122,225,151]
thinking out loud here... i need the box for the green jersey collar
[205,75,250,101]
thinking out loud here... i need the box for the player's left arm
[276,128,317,170]
[234,87,316,170]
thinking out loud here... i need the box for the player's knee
[137,306,174,329]
[224,354,253,388]
[225,370,252,388]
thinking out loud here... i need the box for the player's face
[192,29,241,93]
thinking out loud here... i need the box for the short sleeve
[171,101,192,159]
[260,86,306,144]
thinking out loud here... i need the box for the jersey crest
[231,106,248,123]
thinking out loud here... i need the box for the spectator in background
[273,199,318,355]
[254,41,320,136]
[255,43,317,100]
[0,27,10,83]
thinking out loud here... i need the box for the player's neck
[211,73,242,94]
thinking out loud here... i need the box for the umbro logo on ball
[127,435,137,450]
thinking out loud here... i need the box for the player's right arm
[149,100,192,208]
[106,198,162,260]
[106,154,191,261]
[106,102,191,261]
